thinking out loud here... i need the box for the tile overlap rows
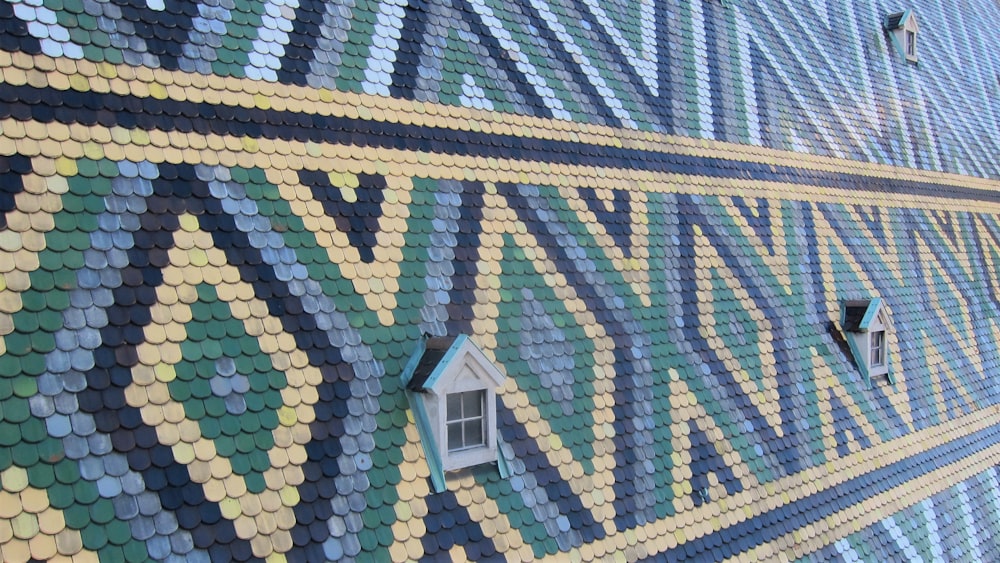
[1,124,1000,561]
[2,0,1000,561]
[1,0,999,177]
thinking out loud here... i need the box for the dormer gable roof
[841,298,893,386]
[400,334,509,491]
[842,298,884,333]
[884,9,919,62]
[885,10,917,31]
[402,334,505,393]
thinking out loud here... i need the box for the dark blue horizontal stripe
[645,419,1000,561]
[0,82,996,206]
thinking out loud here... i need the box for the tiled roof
[885,11,908,30]
[406,337,456,392]
[842,299,880,333]
[1,0,1000,562]
[842,305,869,333]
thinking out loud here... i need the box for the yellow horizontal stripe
[0,52,998,195]
[540,405,1000,561]
[4,126,999,219]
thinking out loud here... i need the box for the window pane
[446,390,488,452]
[464,390,483,417]
[447,421,463,451]
[446,394,462,421]
[871,331,885,366]
[464,420,484,447]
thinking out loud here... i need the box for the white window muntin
[446,390,486,452]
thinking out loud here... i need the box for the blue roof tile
[2,0,1000,561]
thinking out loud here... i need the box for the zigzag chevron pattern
[0,120,1000,559]
[3,0,1000,561]
[2,0,998,177]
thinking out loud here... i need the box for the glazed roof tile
[2,0,1000,562]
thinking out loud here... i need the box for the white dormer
[842,298,894,386]
[885,10,919,63]
[401,335,506,492]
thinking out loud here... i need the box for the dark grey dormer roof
[405,336,457,391]
[842,301,871,332]
[886,11,907,29]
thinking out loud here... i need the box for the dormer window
[401,335,506,492]
[447,390,486,452]
[842,298,894,386]
[885,10,919,63]
[870,329,885,367]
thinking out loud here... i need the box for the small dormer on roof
[401,335,506,492]
[885,10,919,63]
[841,298,894,386]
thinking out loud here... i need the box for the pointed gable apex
[841,298,893,386]
[842,297,884,333]
[885,10,916,31]
[403,334,505,394]
[885,10,919,62]
[401,335,507,490]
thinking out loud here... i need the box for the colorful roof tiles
[2,0,1000,562]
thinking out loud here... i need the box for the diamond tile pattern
[1,0,1000,562]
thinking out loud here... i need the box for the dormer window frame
[446,389,487,453]
[401,335,507,492]
[885,10,919,63]
[870,328,886,368]
[431,359,500,471]
[841,298,894,387]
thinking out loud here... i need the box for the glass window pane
[465,420,484,447]
[447,422,463,451]
[871,331,885,366]
[447,394,462,421]
[446,391,488,452]
[464,390,483,417]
